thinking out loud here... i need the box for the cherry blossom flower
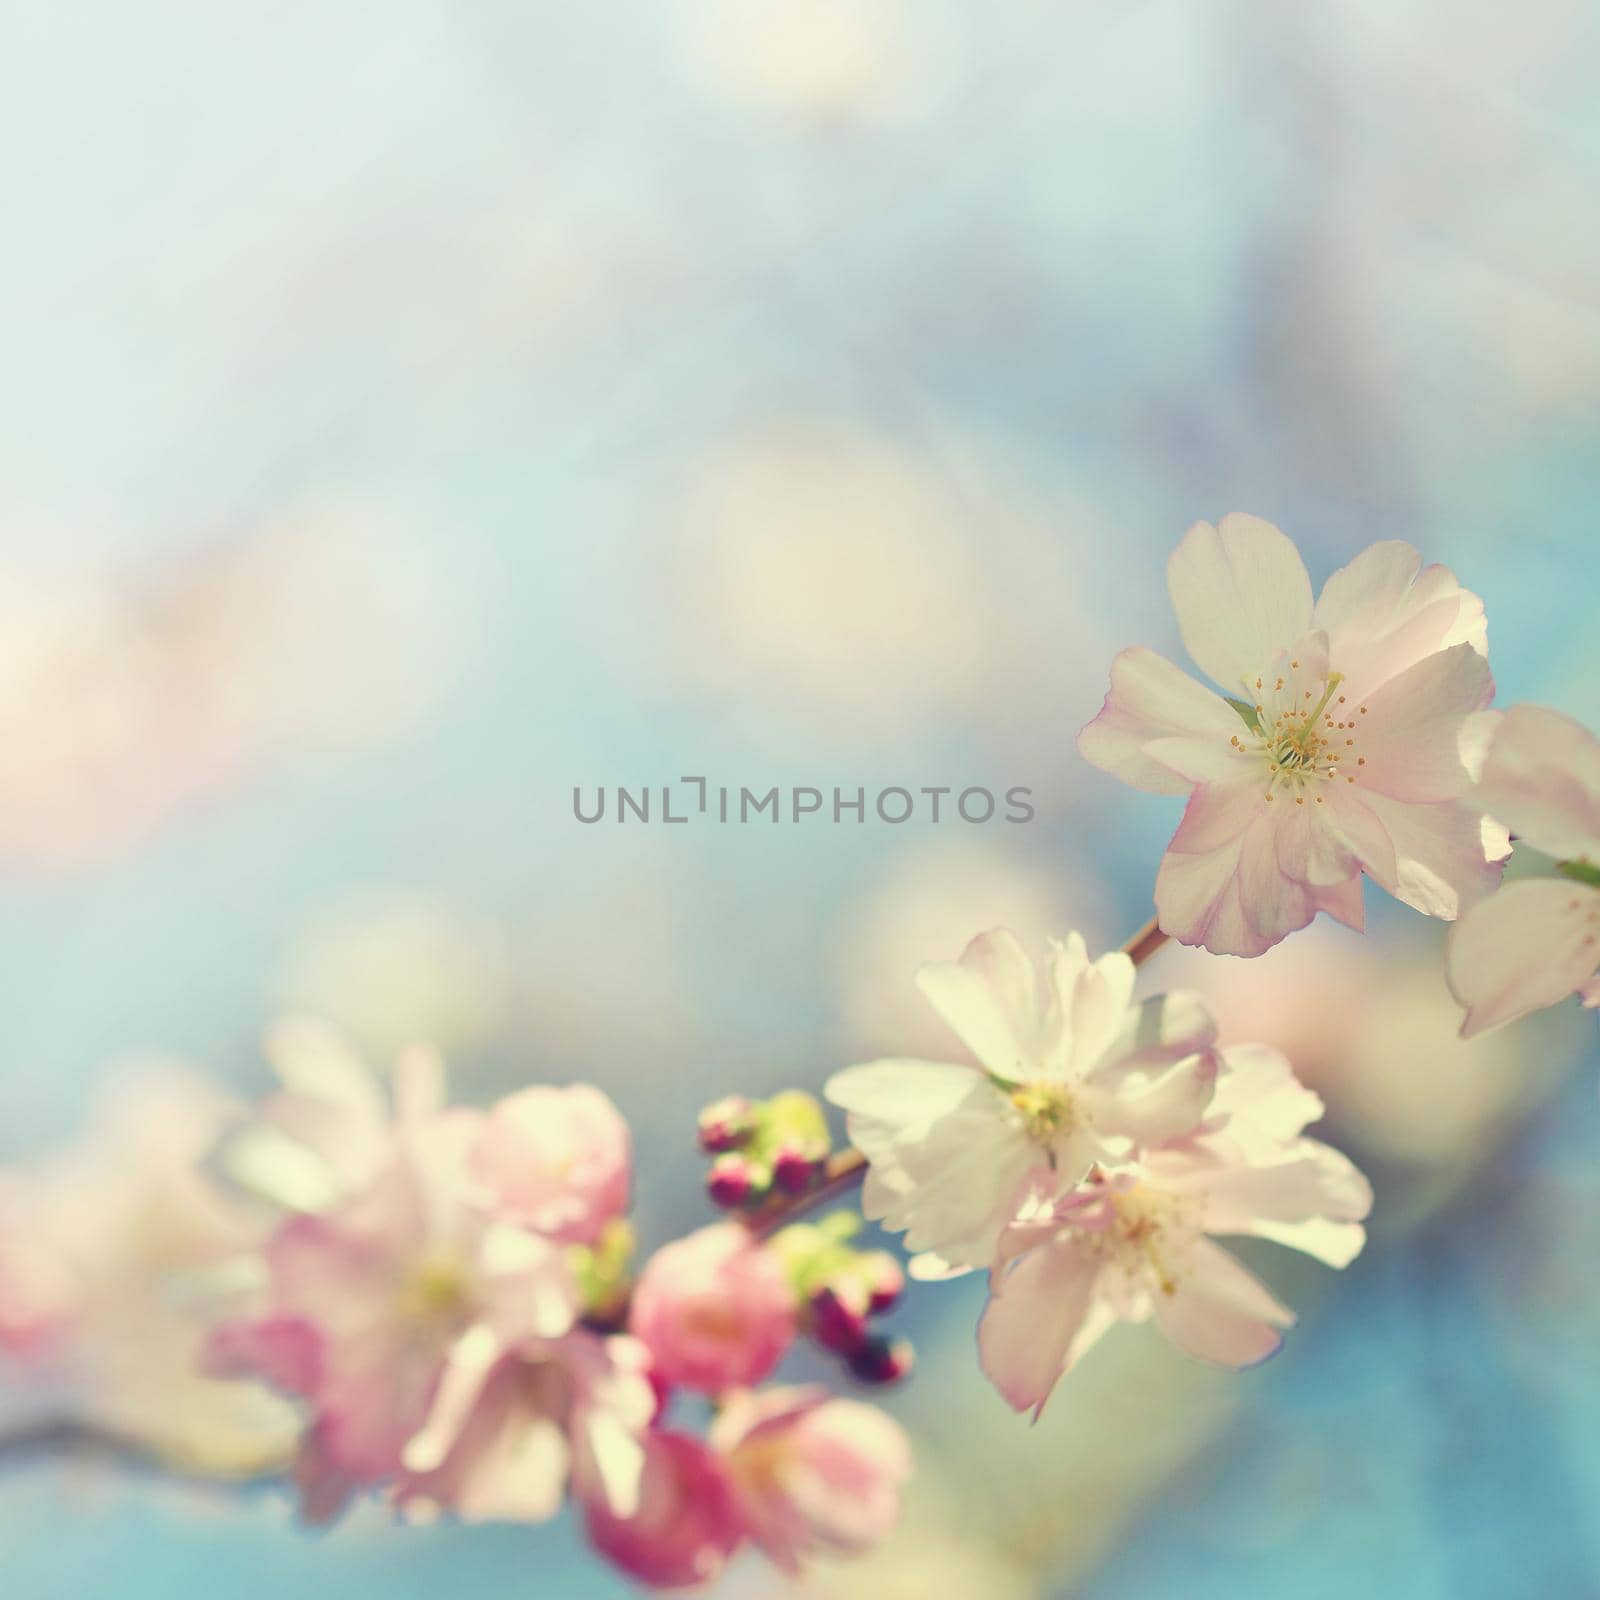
[0,1070,300,1476]
[393,1327,657,1527]
[470,1084,631,1244]
[207,1105,586,1512]
[978,1046,1371,1416]
[628,1224,797,1394]
[825,930,1219,1271]
[710,1385,911,1573]
[1448,704,1600,1035]
[584,1428,743,1589]
[1079,516,1506,956]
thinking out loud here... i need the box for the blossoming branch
[2,515,1596,1592]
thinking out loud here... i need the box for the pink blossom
[584,1428,742,1590]
[629,1224,796,1394]
[711,1386,911,1573]
[393,1328,656,1526]
[1446,704,1600,1036]
[978,1059,1371,1416]
[207,1121,581,1505]
[826,929,1219,1271]
[469,1084,631,1244]
[1079,517,1506,956]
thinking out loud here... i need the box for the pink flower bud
[697,1096,755,1154]
[848,1333,914,1386]
[862,1251,905,1314]
[705,1153,756,1209]
[808,1283,869,1355]
[629,1224,796,1394]
[470,1083,631,1244]
[771,1143,822,1196]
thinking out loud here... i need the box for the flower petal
[914,930,1043,1081]
[1209,1043,1324,1148]
[1045,937,1136,1077]
[1082,1049,1218,1146]
[979,1236,1100,1417]
[1355,643,1494,803]
[1078,647,1242,796]
[1475,703,1600,862]
[1167,515,1314,692]
[1358,791,1506,921]
[1152,1239,1292,1368]
[1447,877,1600,1037]
[1313,541,1486,703]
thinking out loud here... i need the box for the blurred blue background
[1,1,1598,1595]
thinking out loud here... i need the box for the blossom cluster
[202,1024,909,1588]
[828,929,1371,1412]
[1075,513,1600,1044]
[2,513,1598,1591]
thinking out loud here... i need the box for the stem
[746,912,1172,1237]
[1120,913,1171,969]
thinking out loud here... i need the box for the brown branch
[745,912,1173,1238]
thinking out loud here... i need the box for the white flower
[1448,704,1600,1035]
[978,1044,1371,1416]
[1079,516,1507,956]
[824,930,1218,1271]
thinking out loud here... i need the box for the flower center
[398,1253,471,1326]
[1229,664,1370,806]
[1009,1082,1075,1142]
[1083,1177,1202,1296]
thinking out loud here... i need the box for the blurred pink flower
[0,1175,79,1358]
[628,1224,796,1395]
[208,1109,581,1508]
[1448,704,1600,1035]
[1080,517,1506,956]
[393,1328,657,1527]
[710,1385,911,1573]
[978,1046,1371,1417]
[0,1068,299,1475]
[584,1428,743,1590]
[826,930,1218,1271]
[470,1084,631,1245]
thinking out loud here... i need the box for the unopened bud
[861,1251,905,1314]
[772,1142,824,1196]
[809,1283,869,1354]
[697,1096,755,1154]
[848,1333,914,1385]
[706,1153,755,1208]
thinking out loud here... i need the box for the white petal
[1447,877,1600,1037]
[264,1017,384,1122]
[824,1060,981,1130]
[979,1239,1101,1416]
[1476,704,1600,862]
[1209,1043,1324,1147]
[1152,1239,1293,1368]
[1046,941,1136,1078]
[402,1323,504,1474]
[1354,644,1494,803]
[1078,647,1242,796]
[1249,1217,1367,1269]
[1167,515,1314,692]
[1313,541,1486,703]
[1082,1050,1217,1146]
[1358,791,1506,921]
[914,930,1042,1081]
